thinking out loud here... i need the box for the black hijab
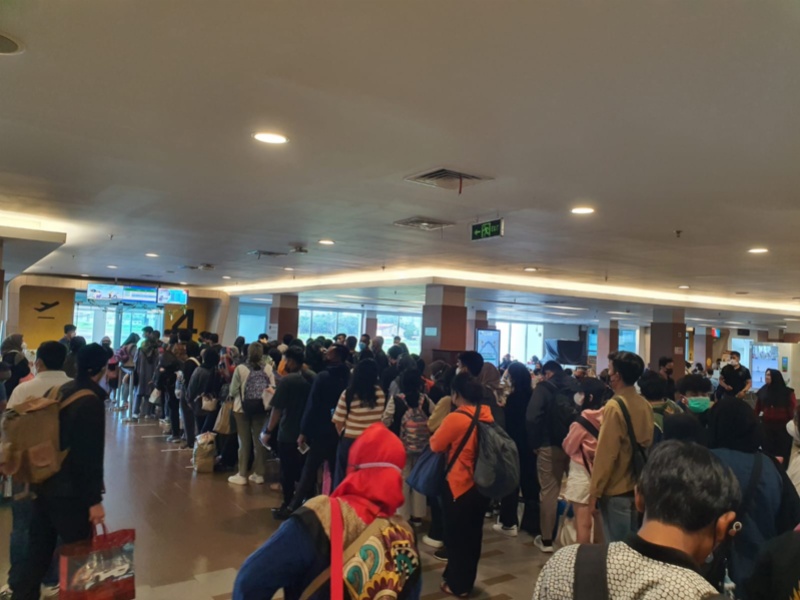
[757,369,793,408]
[709,397,763,454]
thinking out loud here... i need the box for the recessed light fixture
[748,247,769,254]
[551,306,588,311]
[253,132,288,144]
[284,267,295,271]
[571,207,595,215]
[179,281,188,286]
[145,253,159,258]
[253,298,271,302]
[607,311,631,316]
[222,275,231,280]
[318,239,335,246]
[678,285,690,290]
[725,321,744,325]
[80,273,89,277]
[523,267,538,272]
[107,265,118,269]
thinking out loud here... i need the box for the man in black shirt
[719,351,752,400]
[658,356,676,400]
[278,344,350,519]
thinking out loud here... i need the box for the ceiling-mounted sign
[471,218,504,241]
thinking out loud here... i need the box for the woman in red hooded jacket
[233,422,422,600]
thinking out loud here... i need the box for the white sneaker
[421,534,444,549]
[533,535,554,553]
[248,474,265,484]
[228,474,248,486]
[492,523,518,538]
[41,584,60,598]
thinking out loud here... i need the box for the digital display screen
[87,283,124,301]
[157,288,188,304]
[86,284,158,303]
[475,329,501,366]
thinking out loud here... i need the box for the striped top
[332,386,386,439]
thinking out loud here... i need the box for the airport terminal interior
[2,2,800,600]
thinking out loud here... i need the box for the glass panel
[619,330,637,353]
[119,308,163,345]
[336,312,362,339]
[510,323,527,363]
[298,309,312,341]
[310,310,336,339]
[526,324,544,364]
[73,306,96,341]
[494,322,511,360]
[397,316,422,355]
[377,314,400,341]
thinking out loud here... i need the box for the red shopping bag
[59,525,136,600]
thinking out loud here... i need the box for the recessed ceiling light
[678,285,690,290]
[80,273,89,277]
[551,306,588,311]
[785,318,800,322]
[107,265,118,269]
[253,132,288,144]
[222,276,231,280]
[748,247,769,254]
[145,253,159,258]
[607,311,631,316]
[549,312,576,317]
[725,321,744,325]
[253,298,271,302]
[284,267,295,271]
[179,281,188,286]
[318,239,335,245]
[571,207,595,215]
[523,267,538,272]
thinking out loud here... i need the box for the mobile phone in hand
[298,441,310,455]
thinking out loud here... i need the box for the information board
[86,284,158,303]
[157,288,189,305]
[475,328,501,366]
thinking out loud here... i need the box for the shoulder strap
[60,389,96,411]
[576,414,599,439]
[300,499,391,600]
[613,397,638,446]
[741,453,763,514]
[447,409,479,474]
[573,544,609,600]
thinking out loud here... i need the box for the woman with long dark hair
[118,332,140,415]
[756,368,797,465]
[332,358,385,487]
[495,362,541,537]
[186,348,223,446]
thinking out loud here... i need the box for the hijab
[758,369,793,408]
[1,334,24,355]
[330,423,405,524]
[709,397,763,453]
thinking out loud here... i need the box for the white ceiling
[2,2,800,311]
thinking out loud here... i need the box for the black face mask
[665,368,674,376]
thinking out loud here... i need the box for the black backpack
[613,397,648,479]
[551,390,578,446]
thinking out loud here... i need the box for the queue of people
[7,322,800,600]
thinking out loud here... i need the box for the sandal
[440,582,469,598]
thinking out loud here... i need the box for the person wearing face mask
[589,351,654,543]
[708,397,800,596]
[657,356,676,400]
[562,377,611,544]
[719,351,752,401]
[676,375,715,445]
[358,333,370,354]
[534,440,740,600]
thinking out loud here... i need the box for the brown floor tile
[482,574,517,586]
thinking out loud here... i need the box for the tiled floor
[0,411,548,599]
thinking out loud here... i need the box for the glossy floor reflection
[0,411,548,599]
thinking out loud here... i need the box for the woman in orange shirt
[429,372,493,598]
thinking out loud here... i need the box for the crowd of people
[4,322,800,599]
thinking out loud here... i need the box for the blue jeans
[9,485,58,590]
[333,437,355,489]
[599,494,638,543]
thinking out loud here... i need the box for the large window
[298,309,364,342]
[377,314,422,355]
[588,327,638,356]
[494,321,544,364]
[238,303,269,343]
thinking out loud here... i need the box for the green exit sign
[471,218,504,241]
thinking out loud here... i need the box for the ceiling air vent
[248,250,289,259]
[405,168,492,191]
[180,263,215,271]
[394,216,456,232]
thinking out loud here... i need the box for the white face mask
[729,359,739,367]
[573,392,585,407]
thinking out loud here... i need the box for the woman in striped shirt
[332,359,386,487]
